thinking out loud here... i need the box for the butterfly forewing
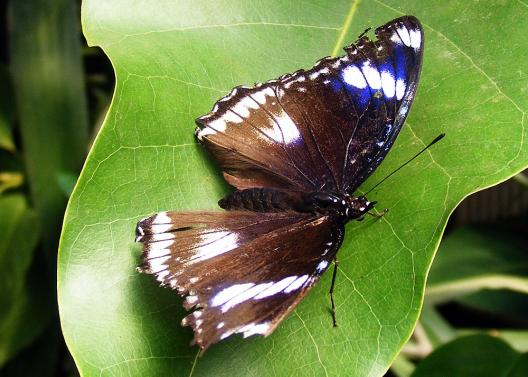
[195,16,423,193]
[137,211,343,350]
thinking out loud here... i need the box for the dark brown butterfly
[136,16,424,351]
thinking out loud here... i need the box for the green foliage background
[1,0,88,373]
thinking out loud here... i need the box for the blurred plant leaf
[513,172,528,189]
[0,64,15,153]
[0,173,23,195]
[391,354,415,377]
[401,323,433,359]
[8,0,89,254]
[426,227,528,304]
[0,322,60,377]
[0,248,57,370]
[457,289,528,325]
[456,329,528,354]
[508,354,528,377]
[495,331,528,354]
[0,150,24,195]
[0,150,22,173]
[56,171,79,198]
[411,334,527,377]
[59,1,528,376]
[0,195,41,366]
[418,305,456,347]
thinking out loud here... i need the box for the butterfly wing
[136,210,343,350]
[195,16,424,193]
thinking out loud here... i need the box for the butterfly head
[307,192,375,221]
[345,196,376,220]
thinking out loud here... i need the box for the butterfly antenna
[364,133,445,196]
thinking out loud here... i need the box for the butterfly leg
[367,208,389,219]
[329,256,339,327]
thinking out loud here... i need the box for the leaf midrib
[331,0,361,57]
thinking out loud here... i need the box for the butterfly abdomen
[218,188,310,213]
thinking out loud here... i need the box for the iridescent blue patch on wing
[330,78,343,93]
[340,64,371,108]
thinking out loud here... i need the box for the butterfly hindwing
[195,16,423,194]
[136,210,344,350]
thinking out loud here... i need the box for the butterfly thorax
[306,192,375,221]
[219,188,374,222]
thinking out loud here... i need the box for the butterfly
[136,15,424,351]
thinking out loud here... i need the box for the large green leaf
[59,1,528,376]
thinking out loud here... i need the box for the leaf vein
[331,0,361,56]
[294,312,329,377]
